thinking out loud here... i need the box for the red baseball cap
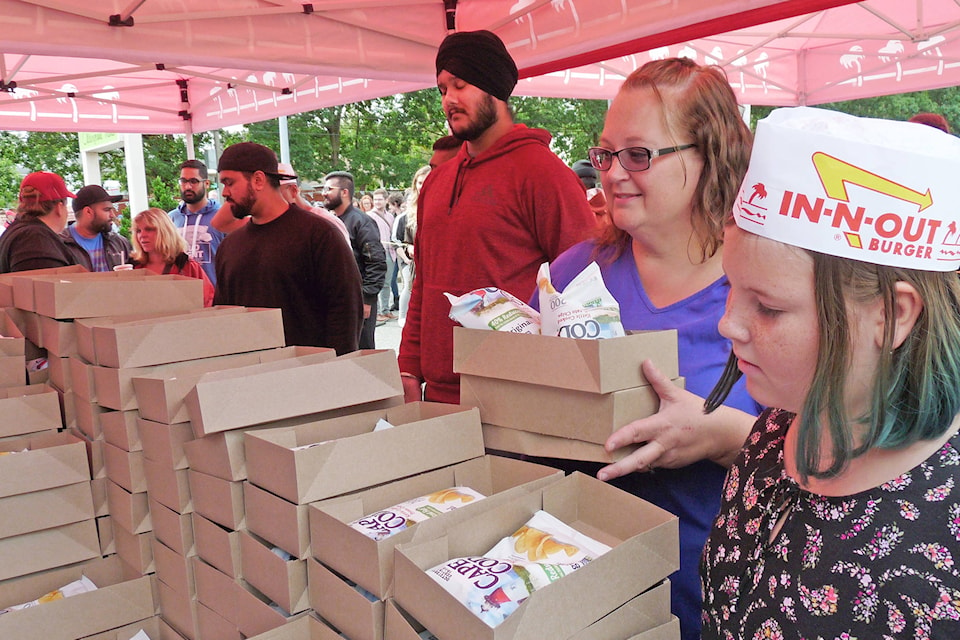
[19,171,75,203]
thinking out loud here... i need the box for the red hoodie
[399,124,596,404]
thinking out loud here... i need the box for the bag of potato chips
[0,576,97,615]
[425,510,611,628]
[445,288,540,334]
[350,487,486,541]
[537,262,625,339]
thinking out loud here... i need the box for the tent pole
[279,115,290,164]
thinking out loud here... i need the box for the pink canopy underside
[5,0,948,135]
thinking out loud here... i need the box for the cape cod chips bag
[537,262,625,339]
[425,510,611,628]
[350,487,486,541]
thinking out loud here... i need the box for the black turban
[435,30,518,102]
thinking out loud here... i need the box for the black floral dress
[701,408,960,639]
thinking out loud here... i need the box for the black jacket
[60,226,133,271]
[337,205,386,304]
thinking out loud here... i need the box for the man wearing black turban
[397,30,597,404]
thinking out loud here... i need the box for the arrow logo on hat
[812,152,933,212]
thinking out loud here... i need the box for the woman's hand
[597,359,754,482]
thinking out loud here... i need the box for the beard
[449,94,498,142]
[180,188,204,205]
[323,191,343,211]
[228,183,256,219]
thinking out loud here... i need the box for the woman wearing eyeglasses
[528,58,759,640]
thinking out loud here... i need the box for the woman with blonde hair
[130,208,214,306]
[0,172,78,272]
[395,165,430,328]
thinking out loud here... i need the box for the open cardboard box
[186,349,402,436]
[393,472,679,640]
[79,614,188,640]
[96,514,114,556]
[69,356,97,403]
[150,498,195,558]
[103,441,147,493]
[40,314,79,357]
[106,479,152,535]
[0,481,95,540]
[310,454,563,601]
[383,597,432,640]
[28,271,203,319]
[75,309,215,366]
[142,457,192,514]
[188,469,244,530]
[102,410,141,451]
[0,264,86,308]
[453,327,678,394]
[73,394,109,441]
[0,383,63,438]
[245,402,485,505]
[197,601,241,640]
[156,575,199,640]
[132,345,334,425]
[481,423,639,464]
[91,306,285,368]
[244,613,341,640]
[0,555,156,640]
[307,559,385,640]
[193,513,242,579]
[152,536,196,598]
[240,530,310,615]
[0,354,26,388]
[0,430,90,498]
[138,417,194,470]
[0,518,100,581]
[244,481,313,560]
[0,307,27,354]
[114,519,155,575]
[461,374,685,446]
[183,396,403,482]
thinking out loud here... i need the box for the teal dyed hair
[795,252,960,481]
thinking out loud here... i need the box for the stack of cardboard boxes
[0,268,682,640]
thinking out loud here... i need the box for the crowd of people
[1,27,958,639]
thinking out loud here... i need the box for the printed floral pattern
[701,408,960,639]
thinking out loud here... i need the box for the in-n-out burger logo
[736,151,960,264]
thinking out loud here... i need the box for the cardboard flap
[32,272,203,319]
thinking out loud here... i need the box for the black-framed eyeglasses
[178,178,205,186]
[588,144,696,172]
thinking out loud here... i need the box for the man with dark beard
[61,184,131,271]
[213,143,363,355]
[397,30,596,404]
[321,171,386,350]
[169,159,223,286]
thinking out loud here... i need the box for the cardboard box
[567,580,674,640]
[46,354,71,391]
[0,430,90,498]
[103,441,147,493]
[244,614,341,640]
[0,264,87,309]
[235,579,304,639]
[156,576,199,640]
[5,308,42,348]
[0,519,100,581]
[0,354,25,388]
[481,423,638,464]
[139,417,193,469]
[393,473,679,640]
[192,556,239,625]
[132,345,333,425]
[197,601,241,640]
[106,480,152,535]
[0,307,26,352]
[628,619,681,640]
[69,355,97,402]
[153,537,196,598]
[0,555,155,640]
[246,402,485,505]
[150,498,195,558]
[102,409,141,451]
[310,454,563,600]
[240,530,309,615]
[29,271,203,319]
[0,383,62,438]
[0,481,95,540]
[461,374,684,446]
[453,327,679,394]
[188,469,244,530]
[143,458,192,514]
[186,349,402,436]
[383,598,431,640]
[79,614,189,640]
[192,514,242,580]
[74,394,109,440]
[91,476,108,517]
[67,427,106,480]
[92,306,285,368]
[308,559,384,640]
[244,481,311,560]
[40,314,79,357]
[182,397,403,481]
[114,519,155,575]
[96,514,115,555]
